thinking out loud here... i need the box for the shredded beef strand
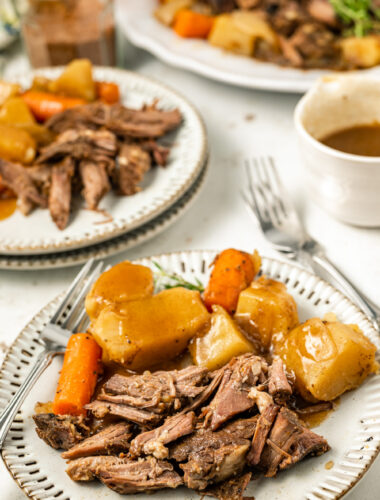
[48,157,74,229]
[33,413,90,450]
[0,159,47,214]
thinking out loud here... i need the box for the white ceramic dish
[295,75,380,227]
[115,0,380,94]
[1,250,380,500]
[0,66,207,255]
[0,158,208,270]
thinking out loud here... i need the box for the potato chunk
[0,80,21,106]
[209,14,255,56]
[208,12,278,56]
[232,11,279,49]
[50,59,96,101]
[235,277,298,350]
[189,305,256,370]
[0,123,36,164]
[0,97,35,126]
[0,97,52,145]
[90,287,210,370]
[85,261,154,321]
[340,36,380,68]
[275,318,378,401]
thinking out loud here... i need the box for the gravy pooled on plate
[321,123,380,157]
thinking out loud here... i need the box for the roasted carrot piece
[22,91,86,122]
[53,333,102,416]
[95,81,120,104]
[173,9,214,38]
[203,249,261,314]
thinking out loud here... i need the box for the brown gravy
[299,408,332,429]
[321,124,380,157]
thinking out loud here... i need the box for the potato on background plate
[50,59,96,101]
[208,11,278,56]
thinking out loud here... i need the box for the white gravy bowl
[294,75,380,227]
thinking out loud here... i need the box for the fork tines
[60,261,105,332]
[46,258,105,343]
[244,156,289,227]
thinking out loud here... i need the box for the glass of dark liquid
[22,0,116,67]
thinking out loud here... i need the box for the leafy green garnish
[330,0,380,37]
[152,261,204,292]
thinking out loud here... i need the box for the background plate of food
[1,249,379,499]
[0,62,207,254]
[0,156,209,270]
[116,0,380,93]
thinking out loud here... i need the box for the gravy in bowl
[321,123,380,157]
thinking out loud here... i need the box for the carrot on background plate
[22,91,86,122]
[96,81,120,104]
[53,333,102,416]
[203,248,261,314]
[173,9,214,38]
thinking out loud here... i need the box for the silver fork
[0,258,105,448]
[243,156,380,331]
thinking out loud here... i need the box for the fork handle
[301,251,380,331]
[0,349,55,449]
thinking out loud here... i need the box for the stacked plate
[0,67,209,270]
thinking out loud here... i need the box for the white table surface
[0,37,379,500]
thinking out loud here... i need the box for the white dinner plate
[0,158,208,270]
[116,0,380,94]
[1,251,379,500]
[0,67,207,255]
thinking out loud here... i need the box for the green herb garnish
[152,261,204,292]
[330,0,380,37]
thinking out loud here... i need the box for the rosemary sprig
[330,0,379,37]
[152,261,204,292]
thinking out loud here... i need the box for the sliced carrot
[22,91,86,122]
[95,81,120,104]
[203,249,261,314]
[173,9,214,38]
[53,333,102,416]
